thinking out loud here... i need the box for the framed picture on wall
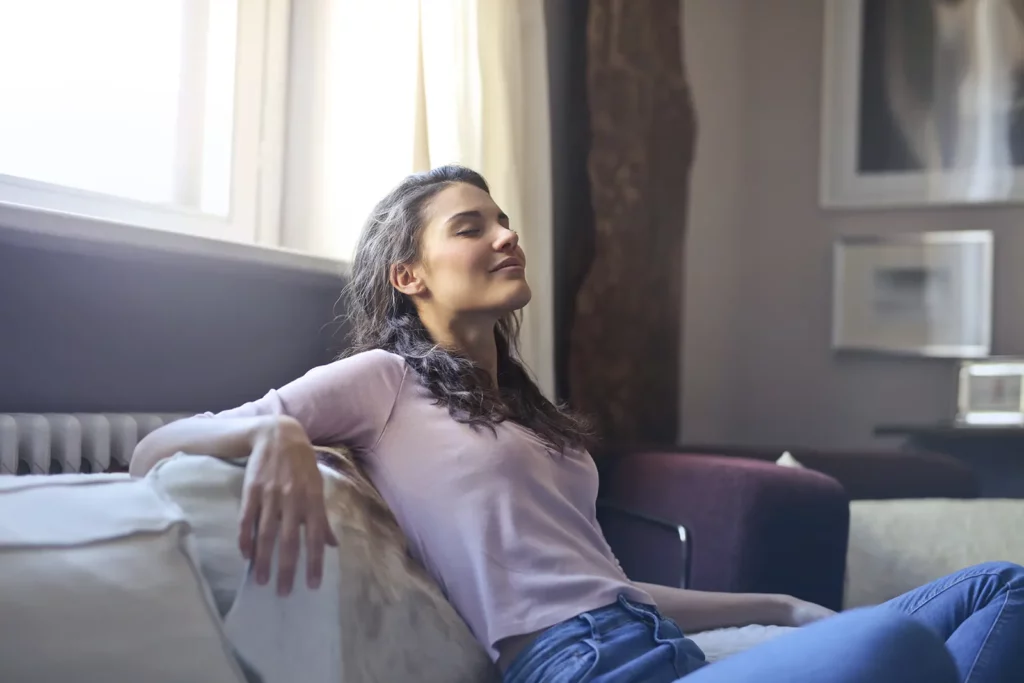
[820,0,1024,208]
[957,358,1024,425]
[832,230,993,357]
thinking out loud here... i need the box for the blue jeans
[503,562,1024,683]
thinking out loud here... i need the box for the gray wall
[679,0,746,444]
[0,228,347,414]
[680,0,1024,450]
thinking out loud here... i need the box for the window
[0,0,284,244]
[278,0,424,261]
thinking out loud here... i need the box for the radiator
[0,413,190,475]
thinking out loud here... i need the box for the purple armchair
[597,450,850,612]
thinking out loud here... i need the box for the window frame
[0,0,290,248]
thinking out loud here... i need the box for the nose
[494,226,519,252]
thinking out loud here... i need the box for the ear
[389,262,427,297]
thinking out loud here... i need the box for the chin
[499,282,532,313]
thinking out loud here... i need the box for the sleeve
[204,349,407,452]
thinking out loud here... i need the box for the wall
[0,227,347,414]
[678,0,746,444]
[681,0,1024,450]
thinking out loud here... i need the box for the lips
[492,257,524,271]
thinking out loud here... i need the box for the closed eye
[446,209,508,235]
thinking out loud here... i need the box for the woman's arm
[128,350,406,595]
[131,414,334,595]
[131,349,408,477]
[129,415,277,477]
[636,582,835,632]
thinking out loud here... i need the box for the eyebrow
[445,209,509,227]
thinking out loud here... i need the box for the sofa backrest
[1,228,348,414]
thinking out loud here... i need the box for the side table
[875,423,1024,498]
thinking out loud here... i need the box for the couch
[2,231,991,677]
[598,443,1024,618]
[598,450,849,611]
[9,441,1019,680]
[0,445,845,682]
[666,443,980,500]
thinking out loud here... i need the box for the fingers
[276,499,301,596]
[239,454,333,596]
[238,488,260,561]
[253,490,281,586]
[304,506,330,590]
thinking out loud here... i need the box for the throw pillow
[149,448,499,683]
[0,473,248,683]
[145,454,248,616]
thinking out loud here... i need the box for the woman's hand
[637,583,837,632]
[780,595,836,627]
[239,416,337,596]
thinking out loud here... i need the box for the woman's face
[405,182,531,319]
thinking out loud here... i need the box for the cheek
[432,243,489,279]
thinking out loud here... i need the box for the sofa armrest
[672,443,979,500]
[597,500,691,589]
[599,451,850,611]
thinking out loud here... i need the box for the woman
[131,165,1022,683]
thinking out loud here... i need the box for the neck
[418,308,500,387]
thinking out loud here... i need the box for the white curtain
[280,0,555,398]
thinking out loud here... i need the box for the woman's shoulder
[341,348,406,365]
[320,348,407,378]
[282,350,405,409]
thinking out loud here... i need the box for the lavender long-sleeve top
[210,349,652,660]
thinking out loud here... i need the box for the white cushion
[146,454,249,615]
[0,473,247,683]
[845,498,1024,608]
[149,450,499,683]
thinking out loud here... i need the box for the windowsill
[0,201,349,279]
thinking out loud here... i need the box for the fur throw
[147,447,498,683]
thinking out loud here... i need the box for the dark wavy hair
[342,165,591,452]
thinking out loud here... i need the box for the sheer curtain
[280,0,555,398]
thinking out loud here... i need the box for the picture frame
[832,230,993,357]
[820,0,1024,208]
[957,359,1024,426]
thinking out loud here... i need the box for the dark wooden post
[568,0,696,443]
